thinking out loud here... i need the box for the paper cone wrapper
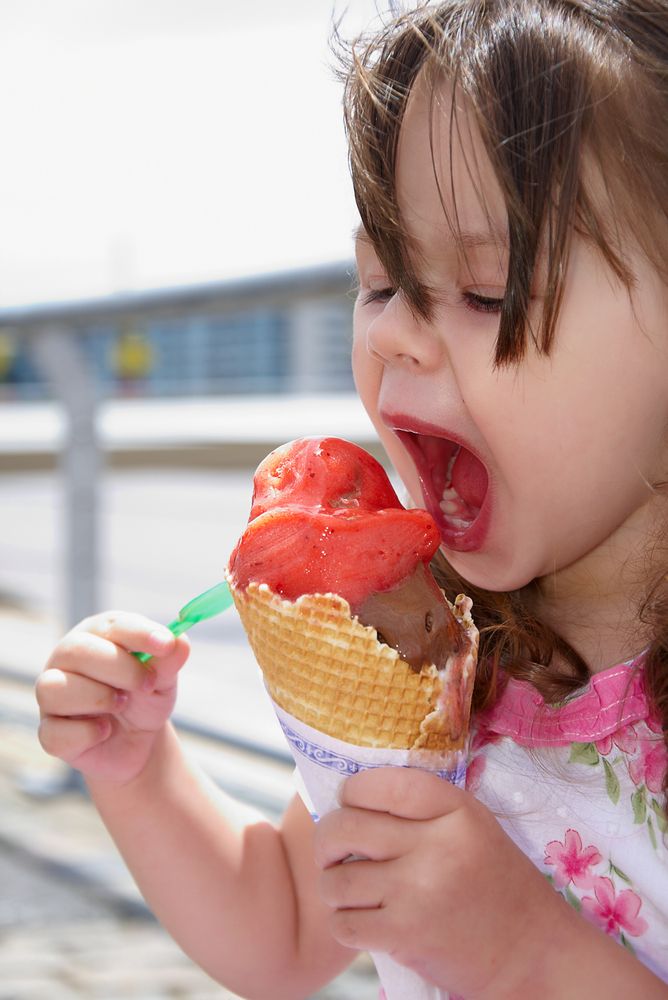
[275,703,457,1000]
[228,578,478,1000]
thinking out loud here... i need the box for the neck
[531,524,658,675]
[533,584,648,675]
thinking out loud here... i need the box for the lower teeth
[439,485,477,529]
[448,515,471,530]
[437,447,480,530]
[440,498,460,515]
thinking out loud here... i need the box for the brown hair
[341,0,668,804]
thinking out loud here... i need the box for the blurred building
[1,261,356,399]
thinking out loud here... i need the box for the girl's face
[352,80,668,595]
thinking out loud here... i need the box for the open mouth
[395,429,490,549]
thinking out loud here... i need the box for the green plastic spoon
[134,580,234,664]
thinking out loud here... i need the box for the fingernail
[149,628,173,650]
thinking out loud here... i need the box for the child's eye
[463,291,505,314]
[360,286,396,306]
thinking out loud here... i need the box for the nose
[366,292,443,371]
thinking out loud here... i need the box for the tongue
[451,448,488,510]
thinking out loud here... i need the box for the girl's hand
[314,766,573,1000]
[36,612,190,786]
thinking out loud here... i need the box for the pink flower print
[594,723,638,757]
[628,739,668,794]
[544,829,602,889]
[581,877,648,938]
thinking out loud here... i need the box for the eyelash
[462,292,504,314]
[360,287,395,306]
[360,287,505,314]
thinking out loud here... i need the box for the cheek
[351,314,424,507]
[351,313,382,410]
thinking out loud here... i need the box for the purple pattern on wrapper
[278,718,467,788]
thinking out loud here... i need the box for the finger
[77,610,177,657]
[46,630,156,692]
[38,715,111,764]
[35,669,128,718]
[340,766,466,821]
[319,858,387,911]
[46,630,189,695]
[133,635,190,694]
[314,807,409,870]
[328,903,398,954]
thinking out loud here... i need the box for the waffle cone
[228,578,477,753]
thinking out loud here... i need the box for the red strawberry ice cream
[227,437,463,671]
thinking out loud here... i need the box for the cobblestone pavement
[0,687,380,999]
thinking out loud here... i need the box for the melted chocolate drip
[355,564,462,672]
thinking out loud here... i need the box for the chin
[440,547,537,595]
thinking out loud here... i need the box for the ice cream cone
[227,578,477,755]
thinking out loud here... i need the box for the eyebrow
[353,223,509,251]
[456,230,509,250]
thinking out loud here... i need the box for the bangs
[342,1,668,365]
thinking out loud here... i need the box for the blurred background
[0,1,398,996]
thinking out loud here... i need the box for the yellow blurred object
[0,330,17,381]
[112,328,154,382]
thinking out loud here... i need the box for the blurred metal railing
[1,262,354,627]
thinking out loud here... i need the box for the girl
[35,2,668,997]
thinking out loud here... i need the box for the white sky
[0,0,393,308]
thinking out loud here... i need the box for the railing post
[29,324,101,626]
[289,299,328,393]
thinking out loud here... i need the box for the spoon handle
[133,580,234,665]
[133,617,194,664]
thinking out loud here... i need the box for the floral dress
[467,652,668,984]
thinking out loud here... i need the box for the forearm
[489,892,668,1000]
[87,724,315,998]
[546,917,668,999]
